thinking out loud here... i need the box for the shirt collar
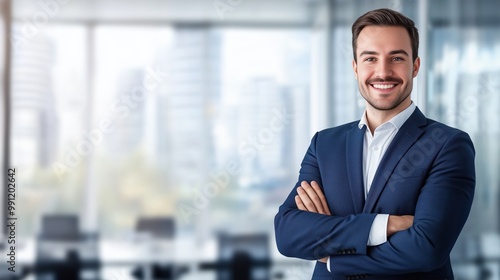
[358,102,416,131]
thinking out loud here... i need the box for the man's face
[352,26,420,113]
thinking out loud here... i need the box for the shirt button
[372,146,379,151]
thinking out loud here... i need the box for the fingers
[296,182,318,213]
[296,181,331,215]
[311,181,332,215]
[295,195,306,211]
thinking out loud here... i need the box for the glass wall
[12,23,311,239]
[12,24,88,234]
[425,14,500,280]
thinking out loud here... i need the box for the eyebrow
[359,49,409,57]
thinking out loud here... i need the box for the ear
[412,57,421,78]
[352,59,358,80]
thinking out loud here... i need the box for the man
[274,8,475,280]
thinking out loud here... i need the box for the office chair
[132,217,188,280]
[35,214,100,280]
[216,233,271,280]
[136,217,175,239]
[39,215,80,241]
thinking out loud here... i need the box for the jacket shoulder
[316,121,359,139]
[424,118,471,138]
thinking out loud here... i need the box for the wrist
[387,215,414,237]
[387,215,394,236]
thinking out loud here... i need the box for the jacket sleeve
[274,132,377,260]
[328,131,475,277]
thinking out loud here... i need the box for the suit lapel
[363,108,427,213]
[346,124,366,213]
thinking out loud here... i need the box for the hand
[295,181,331,263]
[295,181,332,215]
[387,215,414,237]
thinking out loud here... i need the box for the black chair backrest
[40,215,79,241]
[218,233,269,261]
[217,233,270,280]
[136,217,175,239]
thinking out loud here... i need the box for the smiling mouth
[371,84,397,90]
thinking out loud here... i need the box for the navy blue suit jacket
[275,108,475,279]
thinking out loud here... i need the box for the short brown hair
[352,8,419,62]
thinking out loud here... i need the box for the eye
[364,57,376,62]
[392,57,404,61]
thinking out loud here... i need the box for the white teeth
[372,84,395,89]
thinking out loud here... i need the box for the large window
[426,26,500,276]
[12,22,311,238]
[12,25,88,235]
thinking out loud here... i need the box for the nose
[375,60,393,78]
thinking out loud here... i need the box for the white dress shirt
[327,102,416,271]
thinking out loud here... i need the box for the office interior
[0,0,499,279]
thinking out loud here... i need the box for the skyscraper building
[11,33,58,168]
[104,68,147,156]
[155,26,221,187]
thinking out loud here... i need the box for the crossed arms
[274,130,475,276]
[295,180,414,263]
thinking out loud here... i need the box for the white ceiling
[13,0,318,26]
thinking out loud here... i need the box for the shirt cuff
[327,256,331,272]
[367,214,389,246]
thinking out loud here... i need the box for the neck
[365,101,411,134]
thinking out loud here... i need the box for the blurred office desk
[6,238,100,280]
[99,237,212,279]
[102,236,306,280]
[452,233,500,280]
[100,235,302,263]
[8,237,307,280]
[100,236,216,264]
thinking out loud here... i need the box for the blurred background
[0,0,499,279]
